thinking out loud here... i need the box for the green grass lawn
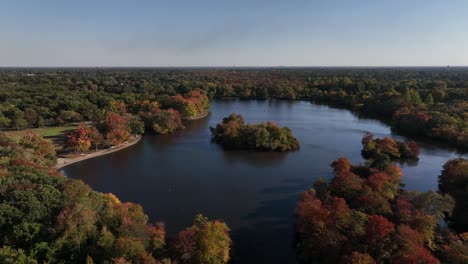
[35,126,77,137]
[5,125,77,140]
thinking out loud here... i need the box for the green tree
[126,115,145,135]
[23,108,38,127]
[173,214,231,264]
[89,127,104,151]
[424,93,434,105]
[0,246,37,264]
[19,131,57,166]
[0,112,11,128]
[402,87,411,102]
[439,158,468,231]
[410,89,422,104]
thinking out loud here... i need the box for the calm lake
[62,100,466,263]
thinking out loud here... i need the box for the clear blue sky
[1,0,468,66]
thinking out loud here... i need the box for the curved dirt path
[55,135,142,170]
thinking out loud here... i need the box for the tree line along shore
[0,68,466,150]
[0,68,466,263]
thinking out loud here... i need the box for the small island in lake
[210,113,300,151]
[361,133,420,161]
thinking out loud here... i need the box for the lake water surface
[63,100,466,263]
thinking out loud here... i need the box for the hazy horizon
[2,0,468,67]
[2,65,468,69]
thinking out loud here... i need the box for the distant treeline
[0,68,466,149]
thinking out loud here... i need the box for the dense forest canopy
[295,156,468,264]
[0,67,467,263]
[0,67,466,149]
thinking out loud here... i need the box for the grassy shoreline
[4,125,77,137]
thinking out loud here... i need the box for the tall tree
[172,214,231,264]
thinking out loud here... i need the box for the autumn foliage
[66,122,93,152]
[341,252,376,264]
[0,132,232,263]
[295,157,456,264]
[133,91,209,134]
[361,133,420,161]
[66,91,210,152]
[172,214,231,264]
[101,112,131,145]
[170,89,210,119]
[18,131,57,166]
[67,116,131,152]
[1,68,465,149]
[439,158,468,232]
[140,108,184,135]
[211,113,300,151]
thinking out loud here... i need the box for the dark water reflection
[63,100,466,264]
[222,150,288,167]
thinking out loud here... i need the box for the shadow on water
[183,112,211,133]
[260,182,310,195]
[397,158,419,167]
[144,134,182,150]
[359,153,420,168]
[230,178,312,264]
[221,150,289,167]
[231,200,297,263]
[143,113,211,149]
